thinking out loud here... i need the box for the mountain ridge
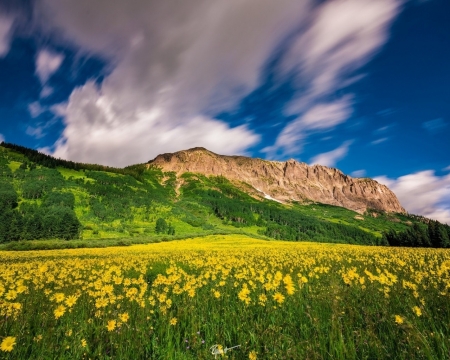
[147,147,405,215]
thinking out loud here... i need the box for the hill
[1,142,449,248]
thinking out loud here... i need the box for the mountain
[3,142,449,249]
[148,147,405,214]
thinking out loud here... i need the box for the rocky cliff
[147,147,405,214]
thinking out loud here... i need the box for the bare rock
[147,147,405,214]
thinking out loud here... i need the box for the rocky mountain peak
[148,148,405,214]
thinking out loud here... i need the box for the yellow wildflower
[170,317,177,326]
[54,305,66,319]
[65,295,77,307]
[54,293,65,303]
[5,290,17,301]
[258,294,267,306]
[119,312,129,323]
[394,315,404,324]
[107,320,116,332]
[249,350,258,360]
[0,337,16,352]
[273,292,285,304]
[412,306,422,317]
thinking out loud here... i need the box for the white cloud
[374,123,394,133]
[309,140,353,167]
[35,49,64,84]
[264,96,352,155]
[0,15,14,57]
[351,169,366,177]
[31,0,401,165]
[32,0,313,166]
[371,137,388,145]
[0,133,5,143]
[26,126,45,139]
[422,118,446,132]
[375,171,450,225]
[52,82,259,166]
[444,165,450,172]
[28,101,45,118]
[50,102,68,117]
[40,85,54,98]
[267,0,400,155]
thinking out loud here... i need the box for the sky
[0,0,449,223]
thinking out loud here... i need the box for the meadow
[1,235,450,359]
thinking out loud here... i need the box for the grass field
[1,235,449,359]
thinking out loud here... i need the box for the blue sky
[0,0,449,223]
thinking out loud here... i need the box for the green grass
[0,231,270,251]
[7,161,22,172]
[57,167,87,179]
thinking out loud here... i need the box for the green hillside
[1,142,448,249]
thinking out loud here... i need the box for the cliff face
[147,147,405,214]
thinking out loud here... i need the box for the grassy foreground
[1,235,450,359]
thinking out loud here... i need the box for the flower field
[1,235,450,359]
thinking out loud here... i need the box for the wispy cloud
[26,126,45,139]
[265,96,352,156]
[371,137,388,145]
[377,108,395,117]
[443,165,450,172]
[375,171,450,225]
[0,133,5,143]
[28,101,45,118]
[309,140,353,167]
[266,0,400,156]
[351,169,366,177]
[0,15,14,57]
[422,118,446,132]
[25,116,59,139]
[35,49,64,84]
[50,102,68,117]
[40,85,54,98]
[374,123,394,134]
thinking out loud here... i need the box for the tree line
[1,142,146,182]
[383,221,450,248]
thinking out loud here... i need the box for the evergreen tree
[155,218,168,234]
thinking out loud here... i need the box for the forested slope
[1,142,448,247]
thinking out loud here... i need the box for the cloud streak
[309,140,353,167]
[267,0,401,156]
[423,118,446,132]
[265,95,353,155]
[375,171,450,225]
[0,15,14,57]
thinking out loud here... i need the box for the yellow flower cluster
[0,235,449,355]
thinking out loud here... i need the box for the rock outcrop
[147,147,405,214]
